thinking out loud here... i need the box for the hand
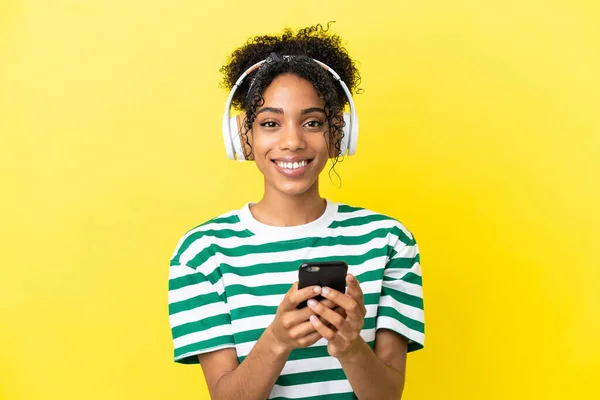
[306,274,367,359]
[318,299,347,330]
[267,282,337,353]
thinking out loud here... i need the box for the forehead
[261,73,324,107]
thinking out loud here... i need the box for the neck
[250,181,326,227]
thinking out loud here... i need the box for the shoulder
[332,201,417,245]
[169,206,251,268]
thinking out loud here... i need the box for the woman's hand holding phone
[267,282,341,354]
[305,273,367,359]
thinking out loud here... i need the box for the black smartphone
[297,261,348,309]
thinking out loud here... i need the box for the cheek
[249,131,272,165]
[307,134,330,158]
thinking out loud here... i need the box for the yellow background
[1,0,599,399]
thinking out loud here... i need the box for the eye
[259,121,278,128]
[305,120,324,128]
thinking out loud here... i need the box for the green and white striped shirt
[168,199,425,399]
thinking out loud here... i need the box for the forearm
[213,326,290,400]
[339,338,404,400]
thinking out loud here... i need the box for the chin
[272,180,318,197]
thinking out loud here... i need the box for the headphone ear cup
[338,112,351,156]
[229,115,246,161]
[223,116,236,160]
[347,112,358,156]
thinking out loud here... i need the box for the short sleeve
[168,262,235,364]
[376,226,425,352]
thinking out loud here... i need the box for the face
[248,73,331,197]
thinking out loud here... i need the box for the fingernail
[310,315,318,323]
[307,299,317,307]
[313,286,321,294]
[322,287,330,296]
[347,274,355,282]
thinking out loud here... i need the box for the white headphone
[221,56,359,161]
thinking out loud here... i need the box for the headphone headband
[221,56,359,161]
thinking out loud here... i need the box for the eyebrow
[256,107,325,115]
[301,107,325,115]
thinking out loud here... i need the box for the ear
[235,113,254,161]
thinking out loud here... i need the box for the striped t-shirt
[168,199,425,399]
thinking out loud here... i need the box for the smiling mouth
[272,159,313,170]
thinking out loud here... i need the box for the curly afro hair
[219,22,362,175]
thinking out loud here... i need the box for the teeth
[276,160,308,169]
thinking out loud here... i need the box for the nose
[279,122,306,151]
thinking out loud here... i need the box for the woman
[168,24,425,399]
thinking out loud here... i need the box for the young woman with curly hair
[168,23,425,399]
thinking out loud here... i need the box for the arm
[198,327,290,400]
[198,284,330,400]
[307,275,408,399]
[337,329,408,399]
